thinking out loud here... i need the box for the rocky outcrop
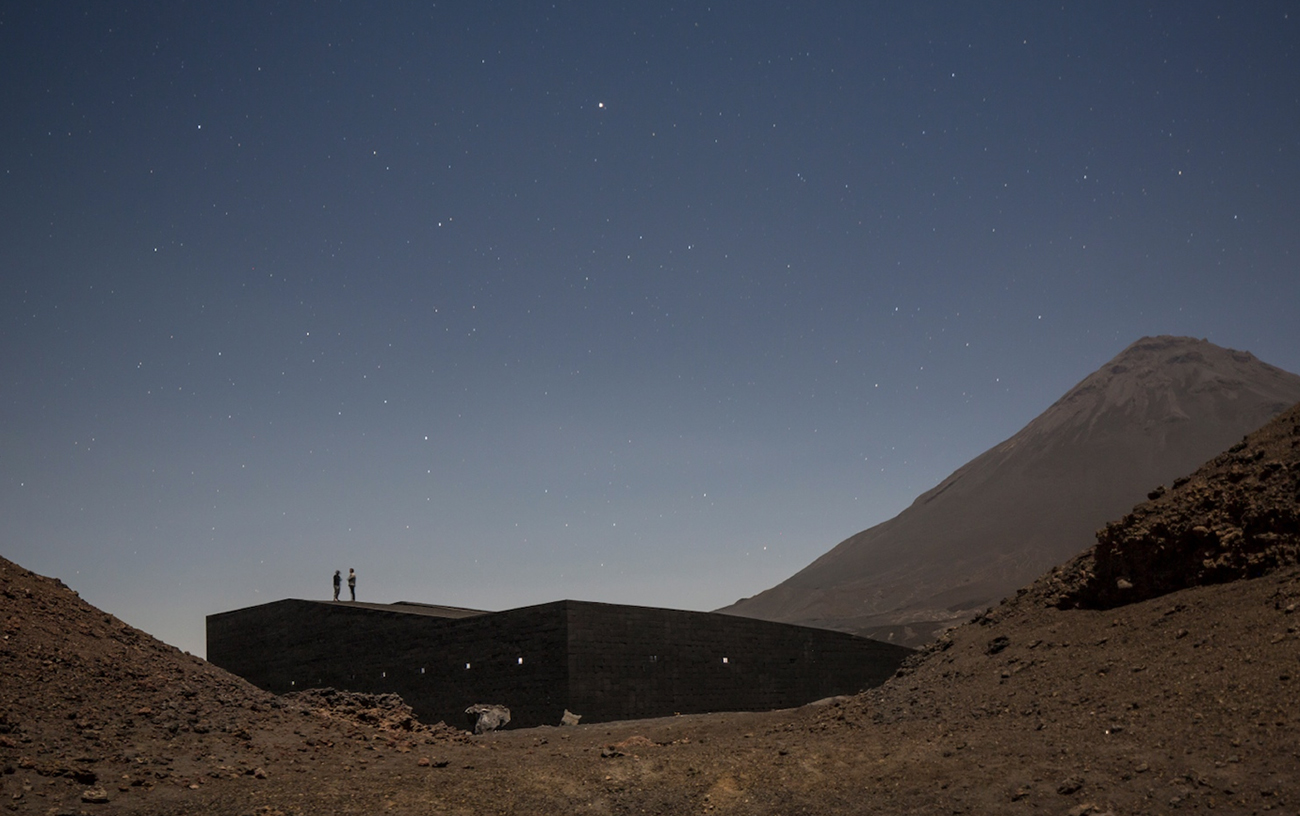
[1051,402,1300,609]
[286,688,467,738]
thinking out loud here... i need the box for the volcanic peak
[719,335,1300,647]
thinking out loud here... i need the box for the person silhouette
[332,569,341,601]
[347,568,356,601]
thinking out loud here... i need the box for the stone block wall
[564,601,909,721]
[207,600,570,728]
[207,598,912,729]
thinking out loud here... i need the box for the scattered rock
[287,688,430,733]
[560,709,582,726]
[80,786,109,803]
[614,735,655,751]
[986,635,1010,655]
[1057,776,1084,795]
[465,704,511,734]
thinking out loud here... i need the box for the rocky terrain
[3,401,1299,814]
[722,336,1300,646]
[1057,402,1300,610]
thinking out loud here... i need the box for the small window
[722,657,729,664]
[465,662,472,670]
[517,656,524,665]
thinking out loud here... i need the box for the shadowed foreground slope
[3,403,1300,813]
[720,336,1300,646]
[5,553,1298,813]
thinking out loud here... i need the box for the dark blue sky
[4,2,1298,655]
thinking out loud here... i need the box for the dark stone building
[207,598,912,729]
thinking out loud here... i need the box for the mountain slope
[719,336,1300,646]
[0,555,464,812]
[3,397,1299,812]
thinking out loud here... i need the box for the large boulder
[464,704,511,734]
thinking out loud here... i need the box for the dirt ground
[4,405,1299,814]
[3,552,1297,815]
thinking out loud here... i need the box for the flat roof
[304,599,491,619]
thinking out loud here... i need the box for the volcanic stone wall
[207,600,569,728]
[565,601,908,720]
[207,599,911,728]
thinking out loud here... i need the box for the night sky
[4,2,1299,657]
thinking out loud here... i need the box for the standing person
[347,568,356,601]
[332,570,341,601]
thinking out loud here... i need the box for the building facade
[207,598,912,729]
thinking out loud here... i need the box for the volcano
[4,342,1300,813]
[718,335,1300,646]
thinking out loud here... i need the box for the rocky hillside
[1046,401,1300,609]
[721,336,1300,646]
[0,556,463,813]
[3,401,1300,813]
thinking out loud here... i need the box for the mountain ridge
[718,335,1300,645]
[4,356,1300,812]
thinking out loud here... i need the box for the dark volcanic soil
[4,404,1300,814]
